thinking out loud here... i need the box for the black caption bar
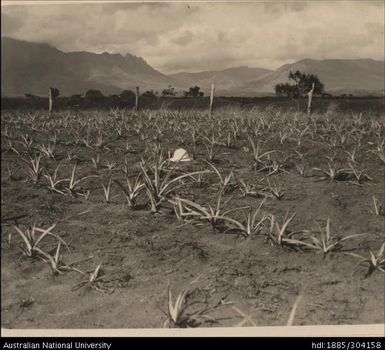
[1,338,384,350]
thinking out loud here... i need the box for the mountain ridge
[1,37,177,96]
[1,37,384,97]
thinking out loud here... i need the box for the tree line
[24,71,328,100]
[25,85,205,100]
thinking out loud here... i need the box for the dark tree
[25,93,37,98]
[275,70,324,98]
[85,89,105,99]
[119,90,136,100]
[288,70,324,96]
[141,90,157,99]
[184,85,202,97]
[274,83,297,98]
[162,85,176,97]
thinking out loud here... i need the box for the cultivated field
[1,105,384,328]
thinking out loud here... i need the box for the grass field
[1,104,384,328]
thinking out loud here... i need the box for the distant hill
[1,37,384,97]
[174,59,384,96]
[170,66,273,95]
[239,58,385,96]
[1,37,176,96]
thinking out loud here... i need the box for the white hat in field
[169,148,192,162]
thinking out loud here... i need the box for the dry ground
[1,107,384,328]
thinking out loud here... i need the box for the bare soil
[1,108,384,329]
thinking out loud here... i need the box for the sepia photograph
[1,0,384,336]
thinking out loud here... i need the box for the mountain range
[1,37,384,97]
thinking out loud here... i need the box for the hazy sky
[2,1,384,73]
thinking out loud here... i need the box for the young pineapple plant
[348,243,385,278]
[72,262,114,294]
[114,174,145,209]
[296,219,365,257]
[267,212,304,247]
[162,282,218,328]
[44,163,67,194]
[141,157,207,213]
[21,154,44,184]
[248,136,275,170]
[206,161,235,193]
[172,190,246,230]
[313,161,350,181]
[66,164,98,197]
[221,199,268,237]
[11,223,69,260]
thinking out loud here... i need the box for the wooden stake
[49,88,53,114]
[209,83,214,117]
[307,82,315,115]
[48,87,59,113]
[135,86,140,111]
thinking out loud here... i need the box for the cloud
[1,12,21,34]
[1,1,384,73]
[171,30,194,47]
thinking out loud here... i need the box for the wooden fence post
[49,88,53,114]
[209,84,214,117]
[307,82,315,115]
[135,86,140,111]
[48,87,59,114]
